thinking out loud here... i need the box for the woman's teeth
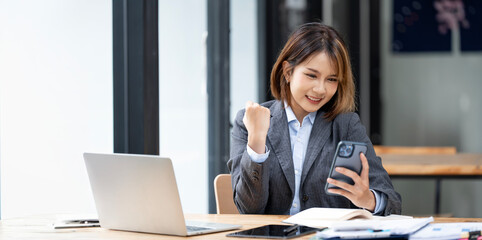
[307,96,321,101]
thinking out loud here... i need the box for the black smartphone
[325,141,367,195]
[226,224,322,239]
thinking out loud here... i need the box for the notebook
[283,208,373,228]
[83,152,241,236]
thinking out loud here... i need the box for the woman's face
[284,51,338,121]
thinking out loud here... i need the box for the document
[316,217,433,239]
[410,222,482,240]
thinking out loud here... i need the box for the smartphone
[325,141,367,195]
[226,224,322,239]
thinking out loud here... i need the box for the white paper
[317,229,392,239]
[317,217,433,239]
[283,208,413,229]
[282,208,373,228]
[409,222,482,240]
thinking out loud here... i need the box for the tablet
[226,224,322,239]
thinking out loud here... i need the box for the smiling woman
[281,52,339,123]
[270,23,355,122]
[228,22,401,216]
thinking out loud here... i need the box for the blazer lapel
[300,110,332,186]
[267,101,295,195]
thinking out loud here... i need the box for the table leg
[435,178,441,215]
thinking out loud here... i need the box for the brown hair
[270,22,355,121]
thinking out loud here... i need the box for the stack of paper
[410,222,482,240]
[283,207,413,229]
[283,208,435,239]
[316,217,434,239]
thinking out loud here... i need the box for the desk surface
[1,214,482,240]
[380,153,482,176]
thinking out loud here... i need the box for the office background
[0,0,481,219]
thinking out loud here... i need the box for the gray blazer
[227,100,401,216]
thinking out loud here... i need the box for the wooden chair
[374,145,456,215]
[214,174,239,214]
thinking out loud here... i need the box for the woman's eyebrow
[306,67,320,74]
[306,67,337,77]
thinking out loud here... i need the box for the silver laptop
[83,153,241,236]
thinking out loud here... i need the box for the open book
[282,208,373,228]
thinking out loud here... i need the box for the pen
[283,224,299,235]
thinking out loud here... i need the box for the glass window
[159,0,208,213]
[230,0,258,120]
[0,0,112,218]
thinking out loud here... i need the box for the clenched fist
[243,101,270,154]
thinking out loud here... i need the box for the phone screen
[226,224,322,239]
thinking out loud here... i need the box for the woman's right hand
[243,101,270,154]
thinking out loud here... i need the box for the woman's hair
[270,22,355,121]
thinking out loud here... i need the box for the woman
[227,22,401,216]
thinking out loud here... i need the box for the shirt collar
[284,101,317,125]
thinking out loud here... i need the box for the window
[159,0,208,213]
[0,0,112,218]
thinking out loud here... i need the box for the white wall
[0,0,113,218]
[158,0,208,214]
[381,0,482,217]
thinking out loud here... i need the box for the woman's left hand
[326,153,376,211]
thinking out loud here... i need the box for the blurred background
[0,0,481,219]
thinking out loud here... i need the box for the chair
[214,174,239,214]
[374,145,456,215]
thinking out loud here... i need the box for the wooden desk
[380,153,482,214]
[1,214,482,240]
[381,153,482,176]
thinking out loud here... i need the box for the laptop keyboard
[186,225,211,232]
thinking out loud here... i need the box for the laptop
[83,152,241,236]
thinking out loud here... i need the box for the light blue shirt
[246,106,386,215]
